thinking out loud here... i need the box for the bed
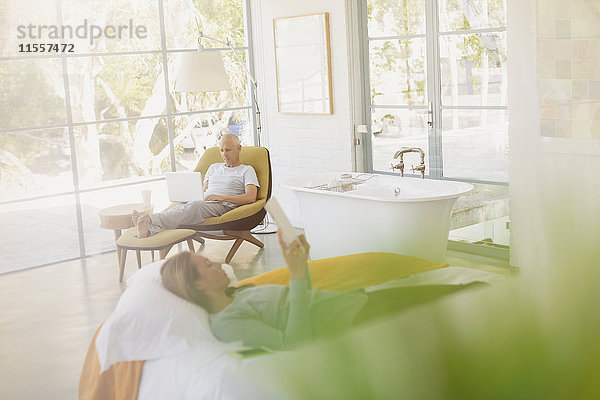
[79,252,503,399]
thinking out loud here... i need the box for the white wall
[250,0,355,227]
[507,0,600,271]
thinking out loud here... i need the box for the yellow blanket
[79,323,144,400]
[79,253,447,399]
[240,252,447,290]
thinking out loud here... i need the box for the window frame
[0,0,257,264]
[359,0,509,186]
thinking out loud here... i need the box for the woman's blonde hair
[160,251,209,309]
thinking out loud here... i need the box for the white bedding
[133,266,505,399]
[138,346,240,400]
[139,348,291,400]
[95,259,244,399]
[364,266,505,292]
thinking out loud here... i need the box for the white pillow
[95,260,232,373]
[126,258,165,285]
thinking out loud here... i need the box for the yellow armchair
[178,146,272,263]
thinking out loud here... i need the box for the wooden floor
[0,233,512,400]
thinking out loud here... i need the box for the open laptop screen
[165,172,204,202]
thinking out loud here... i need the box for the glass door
[363,0,509,254]
[437,0,508,182]
[436,0,509,252]
[366,0,434,176]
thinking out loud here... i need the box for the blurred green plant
[253,264,600,399]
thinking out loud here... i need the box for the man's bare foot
[132,210,150,238]
[132,210,142,225]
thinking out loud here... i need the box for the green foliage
[149,118,169,156]
[0,129,68,172]
[0,59,69,180]
[373,41,399,72]
[369,39,426,105]
[258,265,600,399]
[94,54,161,124]
[460,35,485,66]
[440,0,506,31]
[368,0,423,36]
[177,0,248,110]
[383,113,395,123]
[194,0,245,47]
[368,0,426,106]
[1,0,248,194]
[459,34,506,68]
[370,89,382,105]
[0,61,65,130]
[368,0,505,107]
[99,140,128,179]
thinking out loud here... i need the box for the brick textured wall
[251,0,354,227]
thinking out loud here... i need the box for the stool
[98,203,153,267]
[116,228,198,282]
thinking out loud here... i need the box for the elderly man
[134,134,259,238]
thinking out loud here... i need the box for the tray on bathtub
[306,174,374,193]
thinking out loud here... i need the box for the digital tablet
[265,197,312,289]
[264,197,300,246]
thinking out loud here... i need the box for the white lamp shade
[175,50,231,92]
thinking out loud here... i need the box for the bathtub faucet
[391,147,426,178]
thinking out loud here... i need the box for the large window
[0,0,255,273]
[362,0,509,252]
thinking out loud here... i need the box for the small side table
[99,203,154,266]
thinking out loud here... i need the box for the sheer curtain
[507,0,600,273]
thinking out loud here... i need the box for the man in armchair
[134,134,260,238]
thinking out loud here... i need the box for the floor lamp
[175,30,277,234]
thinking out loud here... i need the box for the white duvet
[138,347,240,400]
[129,265,504,399]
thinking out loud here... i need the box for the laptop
[165,172,205,202]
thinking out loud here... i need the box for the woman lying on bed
[160,233,478,350]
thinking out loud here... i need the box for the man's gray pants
[148,201,235,235]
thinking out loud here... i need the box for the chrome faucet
[390,147,426,178]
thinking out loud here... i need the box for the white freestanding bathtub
[282,173,473,263]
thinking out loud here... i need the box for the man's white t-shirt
[203,163,260,207]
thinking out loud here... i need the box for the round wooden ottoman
[115,228,197,282]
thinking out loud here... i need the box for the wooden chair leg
[159,245,174,259]
[225,238,244,263]
[136,250,142,269]
[193,232,206,244]
[187,239,195,253]
[113,229,122,266]
[118,248,127,282]
[224,230,264,248]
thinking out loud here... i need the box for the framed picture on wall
[273,12,333,114]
